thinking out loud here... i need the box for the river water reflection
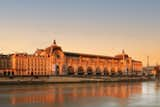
[0,82,160,107]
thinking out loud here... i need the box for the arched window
[78,66,84,75]
[104,68,109,76]
[67,66,74,75]
[96,67,101,76]
[87,67,93,75]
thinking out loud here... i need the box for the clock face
[55,53,60,59]
[54,50,64,59]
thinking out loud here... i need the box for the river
[0,82,160,107]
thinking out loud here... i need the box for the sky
[0,0,160,66]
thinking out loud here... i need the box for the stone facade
[0,54,12,76]
[0,40,143,76]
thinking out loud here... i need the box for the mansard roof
[45,45,62,54]
[115,54,129,59]
[44,40,62,54]
[0,54,11,58]
[132,60,142,63]
[34,40,62,56]
[115,50,129,59]
[64,51,119,60]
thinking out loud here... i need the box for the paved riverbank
[0,76,154,85]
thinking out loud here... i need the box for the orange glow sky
[0,0,160,66]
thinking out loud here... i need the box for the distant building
[155,66,160,79]
[0,54,12,76]
[0,40,143,76]
[143,66,157,76]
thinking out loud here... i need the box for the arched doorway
[55,65,60,75]
[12,72,14,76]
[118,70,123,76]
[78,66,84,75]
[8,72,11,76]
[111,68,116,76]
[96,67,101,76]
[3,71,7,76]
[31,72,34,76]
[87,67,93,75]
[67,66,74,75]
[104,68,109,76]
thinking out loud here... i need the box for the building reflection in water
[10,83,142,106]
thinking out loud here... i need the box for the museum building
[0,40,142,76]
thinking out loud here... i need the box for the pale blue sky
[0,0,160,65]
